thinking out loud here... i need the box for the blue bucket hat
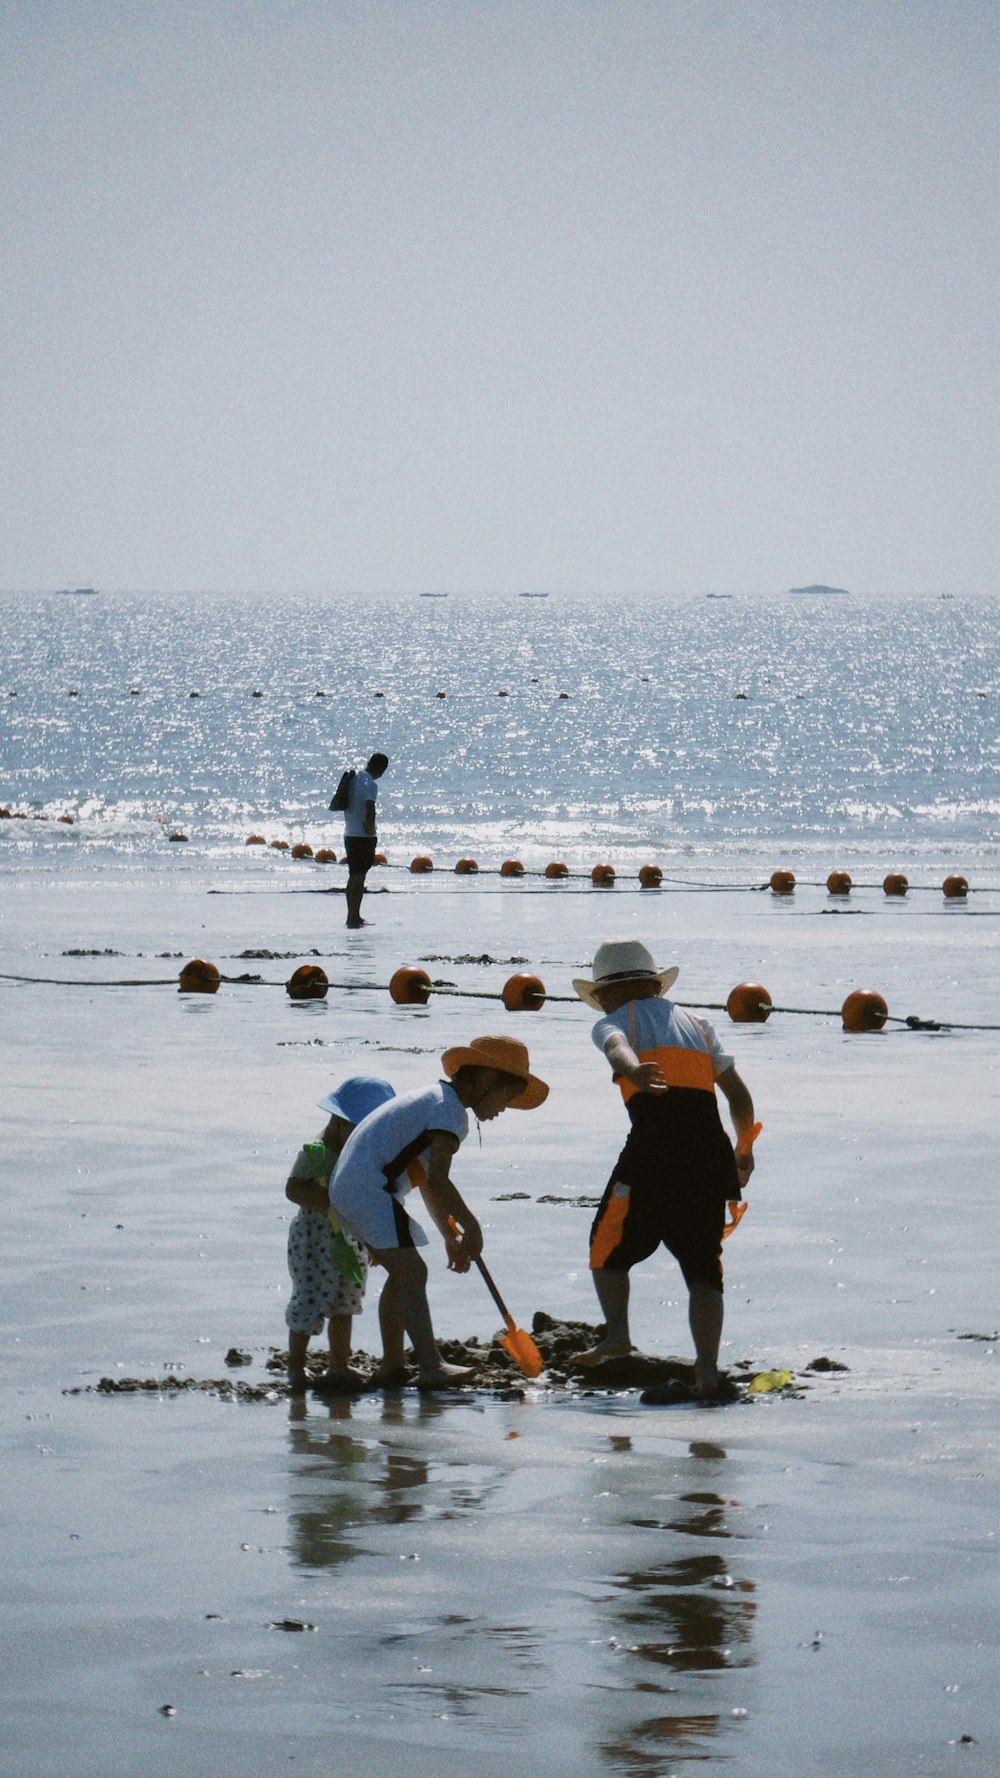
[317,1075,395,1124]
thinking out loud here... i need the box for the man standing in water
[342,752,388,928]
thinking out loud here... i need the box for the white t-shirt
[592,997,734,1078]
[329,1081,469,1214]
[343,768,378,839]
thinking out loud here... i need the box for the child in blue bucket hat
[284,1074,395,1393]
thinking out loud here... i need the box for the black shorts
[344,836,377,874]
[588,1093,738,1293]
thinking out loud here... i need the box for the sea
[1,590,997,882]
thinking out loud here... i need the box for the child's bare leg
[689,1281,724,1394]
[374,1268,408,1382]
[372,1248,471,1387]
[326,1314,367,1384]
[572,1267,634,1365]
[287,1329,311,1389]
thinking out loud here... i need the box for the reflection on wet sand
[281,1407,758,1773]
[599,1441,756,1772]
[286,1392,511,1572]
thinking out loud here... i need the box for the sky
[1,0,996,597]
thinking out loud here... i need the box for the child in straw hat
[329,1035,548,1389]
[571,939,757,1402]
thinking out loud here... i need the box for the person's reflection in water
[598,1438,757,1772]
[285,1391,440,1572]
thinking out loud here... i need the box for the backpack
[329,769,356,813]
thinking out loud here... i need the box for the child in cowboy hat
[571,939,757,1402]
[329,1036,548,1389]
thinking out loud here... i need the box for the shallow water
[2,590,997,864]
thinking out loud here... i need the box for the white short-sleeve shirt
[592,996,734,1078]
[343,768,378,839]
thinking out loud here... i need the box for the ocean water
[1,590,997,875]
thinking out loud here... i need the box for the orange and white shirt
[592,997,733,1103]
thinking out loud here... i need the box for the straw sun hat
[440,1034,549,1109]
[572,939,679,1011]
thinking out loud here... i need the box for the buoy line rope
[3,970,999,1031]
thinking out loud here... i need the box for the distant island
[788,584,849,596]
[56,587,99,596]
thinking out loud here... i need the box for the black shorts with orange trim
[588,1092,738,1294]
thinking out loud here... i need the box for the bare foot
[417,1361,474,1390]
[311,1369,365,1395]
[345,917,366,929]
[570,1340,634,1368]
[372,1365,410,1388]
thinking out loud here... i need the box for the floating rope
[2,969,998,1030]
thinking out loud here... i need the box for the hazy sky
[2,0,996,595]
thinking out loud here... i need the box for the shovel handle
[447,1218,514,1329]
[472,1252,515,1331]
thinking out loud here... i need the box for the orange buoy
[883,872,908,897]
[638,864,662,888]
[502,972,546,1012]
[245,834,266,846]
[726,982,773,1023]
[436,690,446,699]
[251,689,263,698]
[314,847,336,863]
[841,989,889,1032]
[500,859,525,878]
[178,959,220,994]
[557,691,570,699]
[189,690,199,698]
[373,690,384,698]
[290,842,314,859]
[130,687,140,696]
[389,966,432,1006]
[544,861,569,879]
[943,874,969,898]
[591,863,616,886]
[454,858,479,874]
[826,870,852,896]
[497,689,509,697]
[286,964,329,1000]
[410,855,433,873]
[57,813,75,825]
[168,831,189,842]
[770,869,795,895]
[373,851,387,866]
[270,839,289,851]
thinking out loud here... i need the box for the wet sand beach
[2,855,997,1775]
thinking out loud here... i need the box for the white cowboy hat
[572,939,679,1010]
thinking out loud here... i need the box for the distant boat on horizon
[418,591,449,598]
[788,584,849,596]
[705,593,734,600]
[56,586,99,596]
[518,591,550,598]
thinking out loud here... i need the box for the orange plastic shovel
[475,1253,544,1377]
[449,1220,542,1376]
[723,1121,762,1240]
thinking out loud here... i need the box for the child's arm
[417,1131,484,1271]
[602,1029,669,1093]
[285,1173,329,1210]
[716,1067,757,1182]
